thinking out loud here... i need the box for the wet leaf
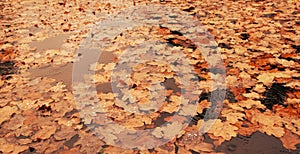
[280,130,300,150]
[0,106,18,125]
[0,138,28,154]
[32,125,57,140]
[207,119,238,140]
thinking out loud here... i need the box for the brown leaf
[186,142,214,153]
[207,133,226,147]
[58,147,81,154]
[235,121,259,136]
[177,146,192,154]
[54,125,76,141]
[280,130,300,150]
[0,138,28,154]
[32,125,57,140]
[74,131,105,153]
[103,146,134,154]
[0,106,18,125]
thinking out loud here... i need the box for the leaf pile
[0,0,299,153]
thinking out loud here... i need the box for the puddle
[162,78,181,93]
[28,26,42,34]
[25,35,300,153]
[29,34,69,52]
[29,48,115,93]
[0,61,17,76]
[28,63,73,90]
[214,131,300,154]
[64,134,79,148]
[27,34,72,89]
[27,50,118,91]
[98,51,115,64]
[96,82,113,93]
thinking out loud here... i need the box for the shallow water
[29,34,69,52]
[27,63,73,90]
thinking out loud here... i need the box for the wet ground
[1,0,300,153]
[23,35,300,154]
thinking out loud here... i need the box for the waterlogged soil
[0,0,300,154]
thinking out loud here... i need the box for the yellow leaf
[243,92,260,99]
[237,99,264,109]
[222,110,245,124]
[259,125,284,138]
[257,73,274,86]
[253,84,266,93]
[207,119,238,140]
[152,127,164,138]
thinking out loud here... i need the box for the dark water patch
[198,89,237,103]
[218,43,232,49]
[96,82,113,93]
[0,61,16,75]
[162,77,181,94]
[64,134,79,148]
[215,131,299,154]
[190,108,207,126]
[261,83,290,110]
[291,44,300,53]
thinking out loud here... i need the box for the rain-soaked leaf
[280,130,300,150]
[206,119,238,140]
[1,0,300,153]
[0,106,18,125]
[32,125,57,140]
[0,138,28,154]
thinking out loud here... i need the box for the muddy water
[27,34,119,90]
[27,34,73,90]
[29,34,69,52]
[28,63,73,90]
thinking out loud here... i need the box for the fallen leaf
[186,142,214,153]
[280,130,300,150]
[0,106,18,125]
[257,73,275,86]
[0,138,28,154]
[207,119,238,140]
[32,125,57,140]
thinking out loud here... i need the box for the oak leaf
[207,119,238,140]
[280,130,300,150]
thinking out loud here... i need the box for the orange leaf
[280,130,300,150]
